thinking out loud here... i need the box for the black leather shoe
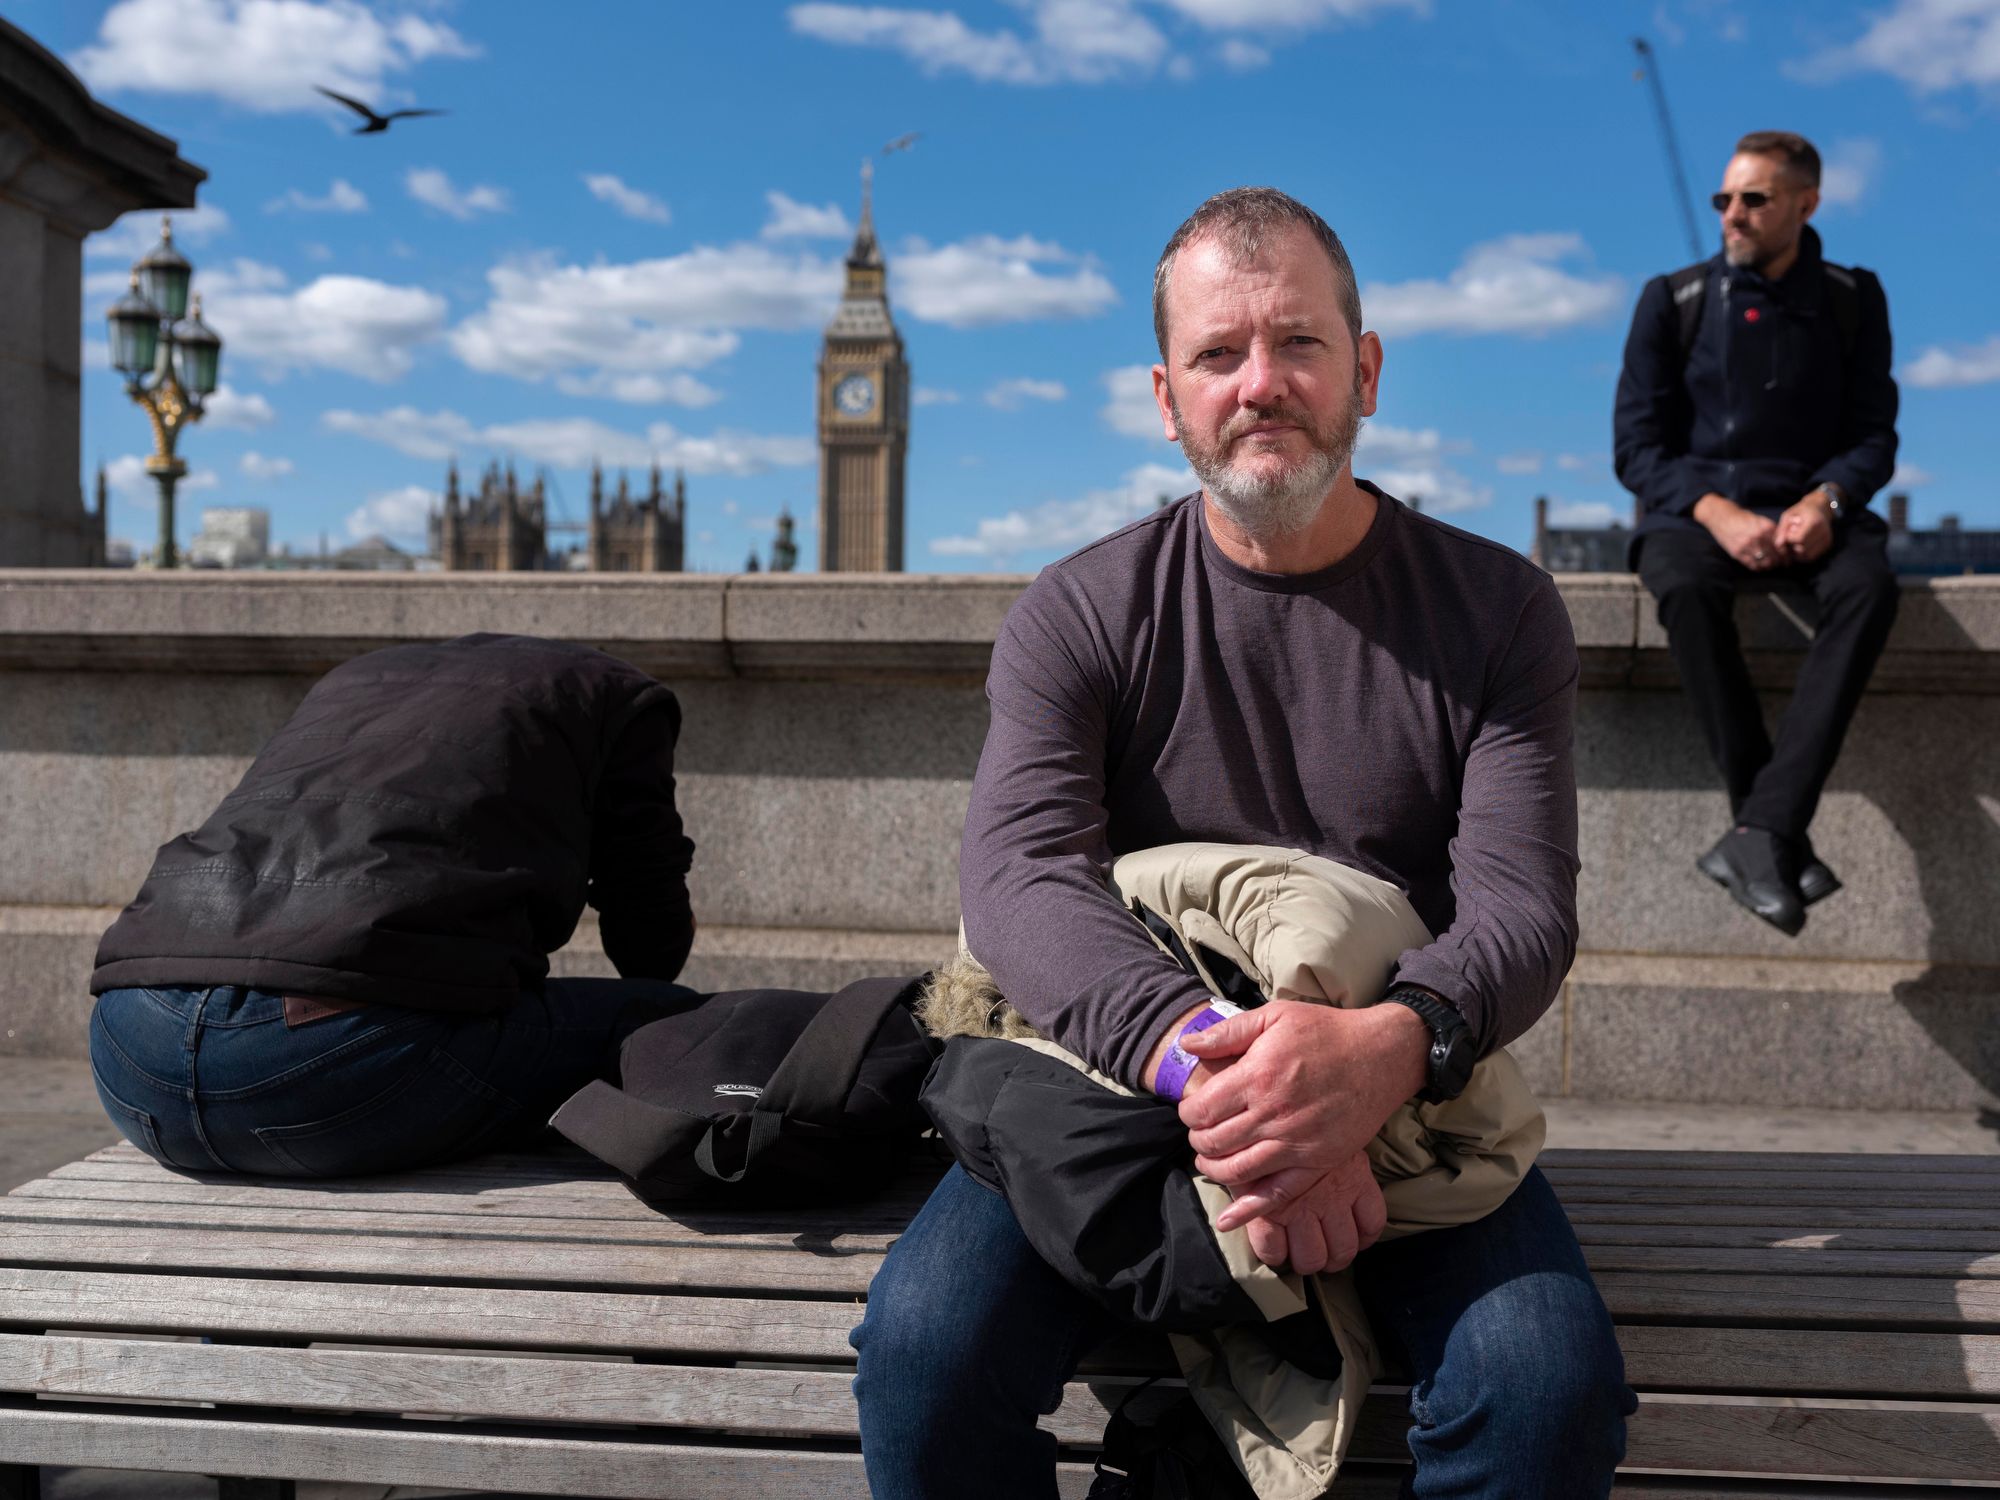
[1697,827,1806,937]
[1795,837,1842,907]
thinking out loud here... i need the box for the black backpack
[551,976,939,1203]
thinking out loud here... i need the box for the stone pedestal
[0,18,203,566]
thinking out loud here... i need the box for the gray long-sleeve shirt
[959,487,1580,1090]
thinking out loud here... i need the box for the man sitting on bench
[86,632,698,1178]
[1614,129,1900,936]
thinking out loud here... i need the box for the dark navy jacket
[1613,225,1897,563]
[93,634,695,1013]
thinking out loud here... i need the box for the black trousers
[1636,523,1899,840]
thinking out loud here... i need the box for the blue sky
[18,0,1999,570]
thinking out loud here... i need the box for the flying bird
[881,131,922,155]
[315,85,447,134]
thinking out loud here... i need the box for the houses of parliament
[438,167,908,575]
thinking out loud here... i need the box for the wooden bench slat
[1618,1326,2000,1397]
[34,1161,947,1223]
[1566,1203,2000,1230]
[12,1333,2000,1481]
[8,1268,1997,1402]
[0,1401,881,1500]
[1544,1184,2000,1210]
[0,1194,904,1252]
[28,1182,2000,1251]
[0,1221,886,1294]
[1544,1160,2000,1200]
[1593,1271,2000,1331]
[0,1268,862,1359]
[1539,1149,2000,1174]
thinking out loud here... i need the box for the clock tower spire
[816,158,909,571]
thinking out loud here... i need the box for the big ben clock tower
[816,160,909,572]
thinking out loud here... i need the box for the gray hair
[1152,187,1363,360]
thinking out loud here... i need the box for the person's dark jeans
[88,979,699,1178]
[851,1163,1633,1498]
[1637,523,1900,839]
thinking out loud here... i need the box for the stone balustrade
[3,568,1995,1113]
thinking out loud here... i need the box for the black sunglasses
[1711,190,1777,212]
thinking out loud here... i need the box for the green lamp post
[106,216,222,568]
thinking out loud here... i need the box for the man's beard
[1170,371,1364,541]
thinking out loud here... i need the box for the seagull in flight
[882,131,922,155]
[315,85,447,134]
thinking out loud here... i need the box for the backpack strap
[1667,262,1709,365]
[1821,261,1863,361]
[757,974,926,1126]
[691,975,927,1186]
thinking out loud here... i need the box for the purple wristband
[1153,1001,1241,1103]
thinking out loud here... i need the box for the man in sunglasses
[1614,129,1899,936]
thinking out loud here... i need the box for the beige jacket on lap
[930,842,1545,1500]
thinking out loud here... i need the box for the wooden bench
[1,1142,1996,1497]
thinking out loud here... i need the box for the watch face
[834,373,877,417]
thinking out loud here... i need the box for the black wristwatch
[1379,985,1477,1104]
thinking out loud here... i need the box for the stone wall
[2,568,1995,1112]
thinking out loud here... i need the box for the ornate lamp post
[106,216,222,568]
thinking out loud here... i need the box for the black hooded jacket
[1613,224,1897,561]
[91,633,695,1013]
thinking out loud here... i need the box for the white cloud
[265,178,367,214]
[212,272,448,381]
[895,234,1117,327]
[1365,464,1492,513]
[1903,335,2000,388]
[1889,462,1934,488]
[449,230,1113,392]
[913,386,962,405]
[448,247,824,385]
[323,406,815,476]
[585,174,672,225]
[1496,451,1542,475]
[201,384,276,430]
[985,376,1068,410]
[1102,364,1163,438]
[1555,451,1608,473]
[321,406,473,462]
[346,484,437,545]
[787,0,1418,85]
[1363,233,1622,337]
[1546,500,1620,528]
[303,242,334,262]
[88,203,232,262]
[1818,139,1883,209]
[763,191,853,240]
[1791,0,2000,95]
[930,461,1195,564]
[199,257,291,295]
[405,168,511,221]
[102,453,220,505]
[1356,421,1450,464]
[788,1,1168,85]
[1353,423,1489,511]
[1218,38,1271,68]
[72,0,476,114]
[237,451,294,480]
[1158,0,1423,23]
[552,371,722,406]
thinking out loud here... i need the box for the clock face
[834,373,877,417]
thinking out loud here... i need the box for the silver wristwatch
[1816,483,1847,521]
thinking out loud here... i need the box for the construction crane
[1632,37,1705,263]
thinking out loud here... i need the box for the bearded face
[1169,360,1365,541]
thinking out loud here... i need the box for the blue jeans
[852,1164,1633,1498]
[88,980,699,1178]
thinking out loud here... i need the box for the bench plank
[1618,1326,2000,1397]
[0,1269,862,1359]
[1592,1271,2000,1331]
